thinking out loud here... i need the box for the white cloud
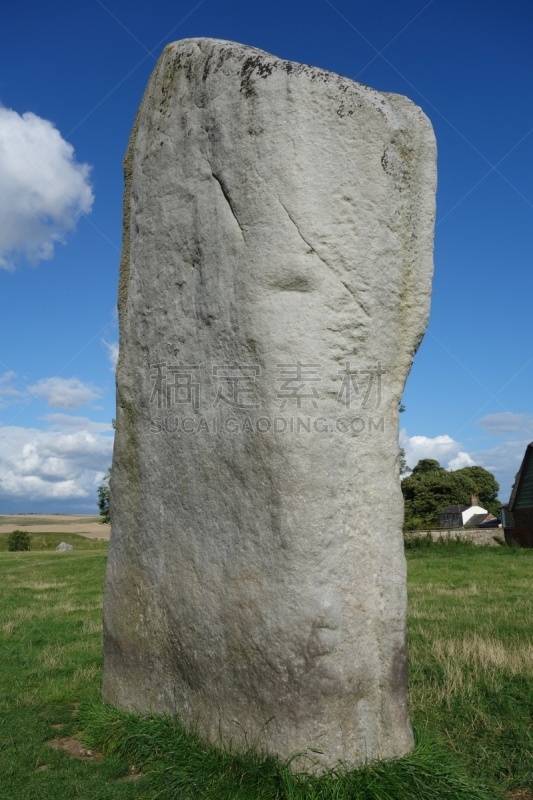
[448,451,475,470]
[29,377,102,409]
[400,429,531,502]
[0,423,113,503]
[102,339,119,371]
[400,430,474,471]
[477,412,533,437]
[0,105,93,269]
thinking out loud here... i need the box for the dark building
[438,504,468,528]
[502,442,533,547]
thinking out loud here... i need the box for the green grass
[79,704,495,800]
[0,530,108,552]
[408,543,533,792]
[0,536,531,799]
[0,542,145,799]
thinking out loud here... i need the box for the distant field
[0,515,101,526]
[0,514,109,540]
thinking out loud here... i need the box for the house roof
[464,513,495,528]
[508,442,533,511]
[439,505,468,514]
[477,517,500,528]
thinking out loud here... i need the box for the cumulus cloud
[0,105,93,268]
[399,430,474,471]
[448,452,475,470]
[477,412,533,437]
[29,377,102,409]
[102,339,119,371]
[0,422,113,503]
[400,429,531,501]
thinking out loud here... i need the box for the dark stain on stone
[337,105,354,118]
[240,55,275,97]
[389,640,409,697]
[199,46,236,83]
[216,48,233,71]
[240,77,255,99]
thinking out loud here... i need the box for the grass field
[407,543,533,795]
[0,534,531,799]
[0,531,108,552]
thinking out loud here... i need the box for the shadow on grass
[79,701,500,800]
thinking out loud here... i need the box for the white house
[438,493,495,529]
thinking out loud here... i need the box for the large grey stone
[103,38,436,771]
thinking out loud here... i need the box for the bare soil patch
[48,736,100,760]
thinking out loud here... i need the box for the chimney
[470,493,479,507]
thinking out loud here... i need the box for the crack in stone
[276,197,370,318]
[212,172,244,239]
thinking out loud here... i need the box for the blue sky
[0,0,532,512]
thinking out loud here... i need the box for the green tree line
[402,458,500,531]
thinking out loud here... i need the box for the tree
[398,403,411,476]
[402,465,458,529]
[401,459,500,530]
[452,465,500,516]
[8,530,31,551]
[399,447,410,476]
[97,472,111,524]
[411,458,445,476]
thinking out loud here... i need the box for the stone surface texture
[103,38,436,771]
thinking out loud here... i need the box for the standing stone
[103,38,436,771]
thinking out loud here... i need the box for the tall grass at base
[80,702,498,800]
[1,538,531,799]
